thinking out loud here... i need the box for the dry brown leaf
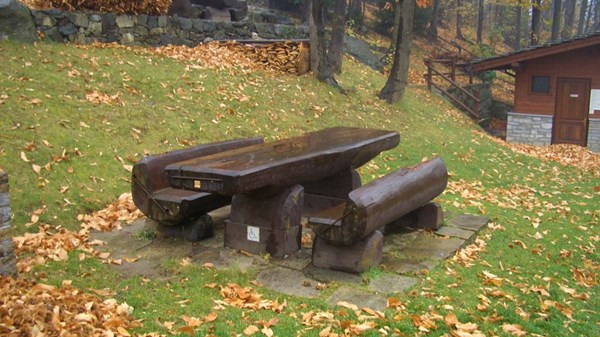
[337,301,359,311]
[502,323,527,336]
[0,276,140,336]
[244,325,259,336]
[117,326,131,336]
[261,327,274,337]
[455,322,478,332]
[32,164,41,175]
[203,312,218,323]
[181,315,201,328]
[445,312,458,327]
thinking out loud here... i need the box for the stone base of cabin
[588,119,600,153]
[506,112,553,147]
[506,112,600,153]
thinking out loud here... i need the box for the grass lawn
[0,40,598,337]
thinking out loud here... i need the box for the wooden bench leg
[224,184,303,258]
[153,214,214,242]
[414,202,444,230]
[312,230,383,274]
[385,202,444,232]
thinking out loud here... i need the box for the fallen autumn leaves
[14,193,143,274]
[0,277,141,337]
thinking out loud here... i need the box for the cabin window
[531,76,551,94]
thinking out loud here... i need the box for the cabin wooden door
[553,78,590,146]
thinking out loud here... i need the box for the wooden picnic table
[165,127,400,257]
[165,127,400,195]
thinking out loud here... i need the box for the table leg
[224,184,303,258]
[303,168,361,216]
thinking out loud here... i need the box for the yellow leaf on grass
[455,322,478,332]
[319,326,332,337]
[117,326,131,336]
[243,325,259,335]
[261,327,274,337]
[203,312,218,322]
[32,164,41,175]
[162,321,175,330]
[444,312,458,327]
[20,151,30,162]
[502,323,527,336]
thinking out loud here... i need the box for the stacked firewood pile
[233,41,310,74]
[155,41,311,75]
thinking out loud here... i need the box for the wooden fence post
[450,58,456,82]
[426,59,432,92]
[473,90,480,117]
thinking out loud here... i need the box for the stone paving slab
[256,267,320,298]
[90,219,192,280]
[270,249,312,271]
[191,244,268,273]
[435,226,475,240]
[381,255,438,275]
[326,286,387,312]
[447,214,489,231]
[92,212,490,301]
[303,265,363,285]
[394,232,465,261]
[368,274,418,295]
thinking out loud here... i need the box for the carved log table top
[165,127,400,196]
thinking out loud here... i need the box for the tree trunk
[429,0,439,40]
[329,0,346,74]
[577,0,588,34]
[531,0,542,45]
[350,0,363,14]
[515,1,522,50]
[383,0,402,61]
[595,0,600,30]
[308,0,319,72]
[391,0,402,49]
[585,0,594,32]
[456,0,463,39]
[562,0,575,38]
[551,0,562,41]
[476,0,484,43]
[378,0,415,104]
[310,0,342,89]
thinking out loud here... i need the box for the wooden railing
[436,36,478,59]
[424,58,480,118]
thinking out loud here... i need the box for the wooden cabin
[471,32,600,153]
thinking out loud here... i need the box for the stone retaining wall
[31,9,309,46]
[0,169,17,277]
[506,112,553,147]
[588,119,600,153]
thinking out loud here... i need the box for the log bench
[131,137,263,241]
[309,157,448,273]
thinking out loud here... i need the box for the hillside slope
[0,40,598,337]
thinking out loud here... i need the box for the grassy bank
[1,41,598,336]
